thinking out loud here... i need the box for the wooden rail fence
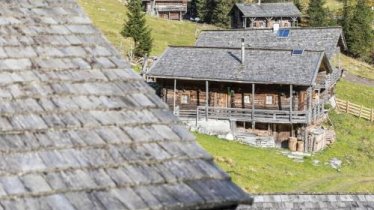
[336,98,374,121]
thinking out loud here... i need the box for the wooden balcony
[317,69,342,89]
[176,103,325,125]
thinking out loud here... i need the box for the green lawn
[336,79,374,107]
[196,111,374,193]
[78,0,216,56]
[332,53,374,80]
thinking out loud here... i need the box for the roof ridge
[236,2,295,5]
[168,45,325,53]
[200,26,343,32]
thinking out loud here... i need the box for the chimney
[241,38,245,65]
[258,0,261,5]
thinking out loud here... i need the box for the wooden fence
[336,98,374,121]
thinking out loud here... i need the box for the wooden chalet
[229,2,301,29]
[146,45,341,151]
[142,0,188,20]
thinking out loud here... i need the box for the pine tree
[293,0,303,12]
[211,0,232,28]
[121,0,153,57]
[346,0,373,60]
[306,0,328,26]
[340,0,352,47]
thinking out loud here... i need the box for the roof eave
[146,74,312,86]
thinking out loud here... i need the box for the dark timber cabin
[146,45,339,152]
[229,2,301,29]
[142,0,189,20]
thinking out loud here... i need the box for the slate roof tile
[0,0,252,209]
[234,3,301,18]
[147,46,328,86]
[196,27,346,59]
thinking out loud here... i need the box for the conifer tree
[306,0,328,26]
[293,0,303,11]
[340,0,352,47]
[121,0,153,57]
[211,0,232,28]
[345,0,373,60]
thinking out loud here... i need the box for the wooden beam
[205,80,209,121]
[252,83,255,130]
[307,87,313,124]
[173,79,177,115]
[290,84,293,124]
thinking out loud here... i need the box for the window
[244,95,251,104]
[292,49,304,55]
[277,29,290,37]
[265,95,273,105]
[181,94,189,104]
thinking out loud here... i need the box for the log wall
[160,79,308,112]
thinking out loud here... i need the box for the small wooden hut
[142,0,189,20]
[229,2,301,29]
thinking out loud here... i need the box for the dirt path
[342,70,374,87]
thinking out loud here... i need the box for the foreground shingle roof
[147,46,330,86]
[196,27,346,59]
[238,193,374,209]
[0,0,252,209]
[233,3,301,18]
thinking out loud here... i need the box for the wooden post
[252,83,255,130]
[303,126,308,152]
[346,101,349,113]
[250,18,256,28]
[371,109,374,122]
[306,87,311,124]
[290,84,293,123]
[205,80,209,121]
[173,79,177,115]
[309,88,313,124]
[243,17,247,28]
[359,105,363,118]
[196,106,199,126]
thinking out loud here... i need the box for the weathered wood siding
[159,79,308,111]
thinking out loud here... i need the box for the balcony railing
[155,5,187,12]
[176,104,325,124]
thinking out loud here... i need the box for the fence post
[346,101,349,113]
[359,105,363,118]
[371,109,374,122]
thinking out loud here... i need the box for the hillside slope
[78,0,215,56]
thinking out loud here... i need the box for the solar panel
[292,49,304,55]
[277,29,290,37]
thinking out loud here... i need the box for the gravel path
[342,70,374,87]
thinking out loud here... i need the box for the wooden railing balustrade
[336,98,374,121]
[176,104,326,125]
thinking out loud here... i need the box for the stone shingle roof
[0,0,252,209]
[238,193,374,209]
[147,46,330,86]
[233,3,301,18]
[196,27,347,59]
